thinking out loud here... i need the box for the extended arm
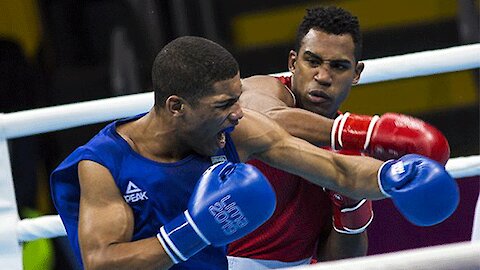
[240,75,332,146]
[233,109,384,200]
[240,75,450,164]
[78,160,172,270]
[233,109,459,226]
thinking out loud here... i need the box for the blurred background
[1,0,479,269]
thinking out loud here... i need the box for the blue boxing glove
[378,154,459,226]
[157,162,276,264]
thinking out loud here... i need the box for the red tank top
[227,76,332,262]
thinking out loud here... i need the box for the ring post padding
[0,113,23,270]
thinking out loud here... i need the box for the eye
[215,103,228,109]
[308,59,321,67]
[216,100,237,109]
[330,62,350,71]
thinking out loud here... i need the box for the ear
[166,95,186,116]
[352,62,365,85]
[287,50,297,74]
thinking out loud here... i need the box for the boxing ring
[1,43,480,269]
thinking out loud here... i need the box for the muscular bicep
[240,90,288,114]
[266,108,333,146]
[77,161,172,269]
[240,75,332,146]
[240,75,294,112]
[232,109,288,162]
[78,160,134,260]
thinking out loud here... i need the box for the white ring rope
[1,43,479,139]
[282,241,480,270]
[445,155,480,179]
[1,92,154,139]
[17,215,66,242]
[1,44,479,270]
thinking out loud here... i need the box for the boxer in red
[227,6,450,269]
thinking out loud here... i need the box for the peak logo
[211,155,227,164]
[124,181,148,203]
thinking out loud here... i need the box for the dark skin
[78,72,384,269]
[240,29,367,261]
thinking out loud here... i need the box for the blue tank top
[50,113,241,270]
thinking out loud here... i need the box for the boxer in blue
[50,36,459,270]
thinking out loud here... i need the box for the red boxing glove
[326,149,373,234]
[331,112,450,165]
[328,191,373,234]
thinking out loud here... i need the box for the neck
[284,84,297,107]
[118,109,192,163]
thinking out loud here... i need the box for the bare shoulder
[231,108,289,161]
[77,160,134,245]
[241,75,294,109]
[242,75,284,90]
[78,160,124,203]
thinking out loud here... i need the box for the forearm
[265,107,333,147]
[237,110,384,199]
[330,153,385,199]
[258,137,385,200]
[316,231,368,261]
[82,237,172,270]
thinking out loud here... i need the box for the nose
[229,102,244,122]
[314,62,332,85]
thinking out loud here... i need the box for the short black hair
[295,6,362,60]
[152,36,239,108]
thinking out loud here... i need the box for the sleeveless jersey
[50,113,241,270]
[227,76,333,263]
